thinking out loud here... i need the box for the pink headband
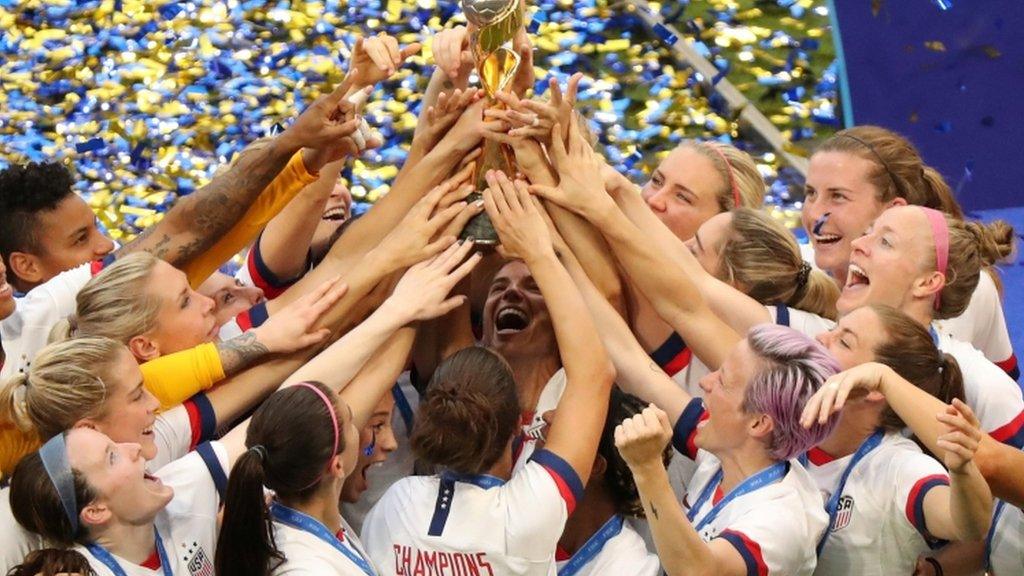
[919,207,949,311]
[294,382,340,488]
[708,144,741,208]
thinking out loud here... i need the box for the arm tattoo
[649,501,659,520]
[216,330,270,376]
[122,143,293,267]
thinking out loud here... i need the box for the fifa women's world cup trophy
[459,0,528,246]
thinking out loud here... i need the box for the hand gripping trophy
[459,0,527,246]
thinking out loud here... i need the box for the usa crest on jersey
[830,495,854,532]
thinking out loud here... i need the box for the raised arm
[560,243,693,423]
[803,363,1023,507]
[252,159,345,284]
[482,77,625,311]
[617,405,750,576]
[484,172,615,482]
[116,74,363,275]
[283,240,480,391]
[531,118,740,369]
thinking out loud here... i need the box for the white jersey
[554,517,660,576]
[362,448,583,576]
[0,260,103,380]
[805,432,950,576]
[75,441,227,576]
[988,501,1024,576]
[764,303,1024,448]
[766,304,836,337]
[520,369,566,440]
[150,393,219,470]
[672,398,828,576]
[0,485,45,574]
[343,376,419,535]
[934,332,1024,448]
[0,394,218,573]
[933,271,1017,379]
[271,512,375,576]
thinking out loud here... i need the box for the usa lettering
[393,545,495,576]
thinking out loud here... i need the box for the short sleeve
[951,340,1024,448]
[672,398,707,460]
[892,452,950,541]
[157,441,229,516]
[713,503,809,576]
[245,233,308,300]
[941,271,1016,378]
[151,394,218,469]
[650,331,693,377]
[504,450,583,559]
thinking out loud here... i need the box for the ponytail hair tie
[795,261,812,291]
[249,444,269,463]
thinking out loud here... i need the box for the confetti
[0,0,840,241]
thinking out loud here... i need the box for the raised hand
[488,72,582,145]
[431,25,475,86]
[936,399,984,473]
[528,114,614,218]
[416,88,484,149]
[509,28,536,96]
[483,170,554,262]
[252,276,349,353]
[800,362,893,428]
[348,33,422,89]
[280,73,362,153]
[615,404,674,469]
[379,173,481,268]
[382,240,482,324]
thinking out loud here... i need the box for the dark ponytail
[214,449,281,576]
[869,305,965,433]
[411,347,520,474]
[216,382,346,576]
[936,353,966,407]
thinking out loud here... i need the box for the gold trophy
[459,0,526,246]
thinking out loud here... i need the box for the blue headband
[39,434,79,534]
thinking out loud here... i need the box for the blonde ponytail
[0,338,124,441]
[0,374,36,432]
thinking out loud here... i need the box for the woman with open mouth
[801,126,1016,373]
[362,175,615,575]
[537,133,1023,455]
[3,233,480,576]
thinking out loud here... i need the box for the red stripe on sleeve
[183,400,203,450]
[719,529,769,576]
[904,474,950,535]
[664,348,693,377]
[541,465,579,515]
[989,410,1024,449]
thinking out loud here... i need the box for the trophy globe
[462,0,519,27]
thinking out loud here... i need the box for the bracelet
[923,557,944,576]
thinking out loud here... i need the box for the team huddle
[0,22,1021,576]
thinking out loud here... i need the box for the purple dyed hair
[742,324,841,460]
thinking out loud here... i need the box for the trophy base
[458,193,500,246]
